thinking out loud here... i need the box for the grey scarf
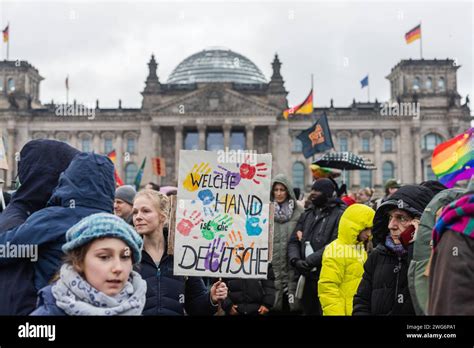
[274,199,295,223]
[52,264,147,316]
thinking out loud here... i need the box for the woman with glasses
[352,185,434,315]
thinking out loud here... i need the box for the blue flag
[360,75,369,88]
[296,113,334,158]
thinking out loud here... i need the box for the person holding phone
[353,185,434,315]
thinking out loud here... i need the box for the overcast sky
[1,0,472,111]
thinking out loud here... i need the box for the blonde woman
[132,189,228,315]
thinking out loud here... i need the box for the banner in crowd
[174,150,272,279]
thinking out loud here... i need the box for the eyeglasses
[388,213,412,226]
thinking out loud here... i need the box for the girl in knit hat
[31,213,147,315]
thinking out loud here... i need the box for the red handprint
[239,162,268,184]
[177,210,203,236]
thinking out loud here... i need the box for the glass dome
[167,47,267,84]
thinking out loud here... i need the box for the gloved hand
[294,259,312,274]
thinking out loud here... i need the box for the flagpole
[419,21,423,59]
[66,75,69,105]
[6,22,9,60]
[367,74,370,102]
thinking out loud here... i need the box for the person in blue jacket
[0,139,80,315]
[0,152,115,315]
[31,213,147,316]
[133,189,228,315]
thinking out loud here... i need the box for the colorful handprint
[183,162,212,192]
[204,237,228,272]
[198,189,216,216]
[213,165,241,189]
[238,162,268,184]
[226,230,255,265]
[176,210,203,236]
[200,214,233,240]
[245,202,267,236]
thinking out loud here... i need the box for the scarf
[51,264,147,316]
[384,235,407,257]
[433,193,474,248]
[274,199,295,223]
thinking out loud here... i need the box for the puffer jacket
[137,249,218,316]
[221,264,276,315]
[0,152,115,315]
[318,204,375,315]
[271,174,304,312]
[0,140,79,315]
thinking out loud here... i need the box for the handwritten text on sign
[174,150,272,279]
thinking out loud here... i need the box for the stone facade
[0,52,471,193]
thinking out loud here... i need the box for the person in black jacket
[0,139,80,315]
[288,178,346,315]
[132,189,228,315]
[353,185,434,315]
[221,264,276,316]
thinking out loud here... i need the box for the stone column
[351,131,360,187]
[93,131,101,153]
[198,124,206,150]
[175,125,183,179]
[374,130,382,187]
[70,132,78,149]
[399,121,413,184]
[223,124,231,150]
[116,131,124,179]
[245,124,254,151]
[413,126,422,183]
[6,127,16,188]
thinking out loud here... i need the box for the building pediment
[151,85,280,115]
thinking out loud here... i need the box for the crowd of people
[0,139,472,316]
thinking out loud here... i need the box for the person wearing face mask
[353,184,434,315]
[288,178,346,315]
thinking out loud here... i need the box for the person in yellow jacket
[318,203,375,315]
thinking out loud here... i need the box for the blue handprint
[198,189,216,217]
[245,201,267,236]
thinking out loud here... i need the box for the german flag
[283,89,313,119]
[107,149,124,187]
[2,25,8,43]
[405,24,421,44]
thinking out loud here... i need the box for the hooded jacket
[353,185,434,316]
[318,204,375,315]
[270,174,304,312]
[0,140,80,315]
[0,152,115,315]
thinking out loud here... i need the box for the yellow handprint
[183,162,212,192]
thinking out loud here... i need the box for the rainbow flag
[283,89,313,119]
[405,24,421,44]
[431,128,474,188]
[107,149,124,187]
